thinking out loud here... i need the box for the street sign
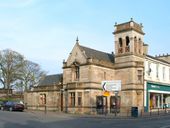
[103,91,110,96]
[101,80,121,91]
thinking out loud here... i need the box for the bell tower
[114,18,145,57]
[113,19,145,114]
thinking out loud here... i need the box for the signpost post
[101,80,121,116]
[115,91,118,116]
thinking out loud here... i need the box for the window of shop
[150,93,163,109]
[70,92,75,107]
[77,92,82,106]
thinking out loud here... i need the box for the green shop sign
[147,82,170,92]
[145,82,170,112]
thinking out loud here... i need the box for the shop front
[145,82,170,112]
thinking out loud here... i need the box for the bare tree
[0,49,25,96]
[0,49,47,94]
[19,60,46,91]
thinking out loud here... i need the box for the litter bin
[131,107,138,117]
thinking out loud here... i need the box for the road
[0,110,170,128]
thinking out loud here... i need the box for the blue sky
[0,0,170,74]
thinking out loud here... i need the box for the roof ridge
[46,74,62,77]
[79,44,113,55]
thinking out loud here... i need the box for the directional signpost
[101,80,121,116]
[102,80,121,92]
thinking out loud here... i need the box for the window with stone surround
[156,64,159,78]
[75,66,80,81]
[77,92,82,106]
[118,38,123,53]
[163,67,165,80]
[137,70,143,83]
[148,62,151,76]
[125,36,130,52]
[69,92,75,107]
[39,94,46,105]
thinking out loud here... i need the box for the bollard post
[45,104,47,114]
[158,108,159,115]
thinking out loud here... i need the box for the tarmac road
[0,110,170,128]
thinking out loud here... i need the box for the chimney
[143,43,149,55]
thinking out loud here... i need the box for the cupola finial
[76,36,79,43]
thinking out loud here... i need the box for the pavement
[24,109,170,120]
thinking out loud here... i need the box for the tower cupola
[113,19,145,56]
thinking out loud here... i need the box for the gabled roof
[38,74,62,86]
[79,44,115,63]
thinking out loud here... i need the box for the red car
[2,101,24,112]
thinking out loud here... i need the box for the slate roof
[38,74,62,86]
[146,55,170,64]
[79,45,115,63]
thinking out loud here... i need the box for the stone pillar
[130,37,134,53]
[140,41,144,55]
[115,41,118,55]
[158,95,160,108]
[161,94,163,109]
[148,92,150,111]
[122,39,126,53]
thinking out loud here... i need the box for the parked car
[0,101,7,110]
[1,101,24,112]
[0,101,3,110]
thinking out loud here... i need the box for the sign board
[101,80,121,91]
[103,91,110,97]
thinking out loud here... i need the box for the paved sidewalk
[24,109,170,120]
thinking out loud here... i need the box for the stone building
[24,74,63,111]
[25,19,170,115]
[62,19,170,115]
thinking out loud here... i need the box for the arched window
[119,38,123,47]
[125,36,130,52]
[72,62,80,81]
[126,36,130,46]
[118,38,123,53]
